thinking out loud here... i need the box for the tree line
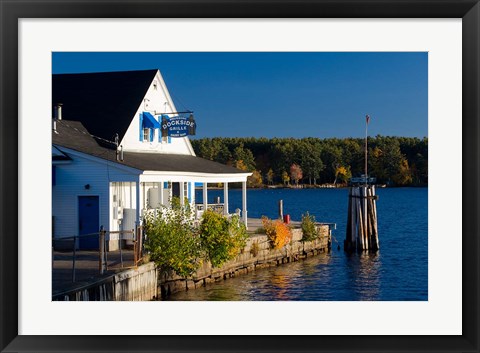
[191,136,428,187]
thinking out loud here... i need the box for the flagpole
[365,115,368,183]
[364,115,369,250]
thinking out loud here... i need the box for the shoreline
[196,184,428,190]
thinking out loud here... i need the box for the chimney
[54,103,63,121]
[52,103,63,134]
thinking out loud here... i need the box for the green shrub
[200,210,248,268]
[144,197,201,277]
[301,212,317,242]
[255,227,266,234]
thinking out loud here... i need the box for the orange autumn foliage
[261,216,292,249]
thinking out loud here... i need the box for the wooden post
[137,225,143,262]
[140,226,143,262]
[369,185,379,250]
[99,226,105,274]
[104,228,109,271]
[356,188,364,250]
[119,231,123,268]
[133,229,137,267]
[362,186,369,250]
[279,199,283,220]
[72,236,76,282]
[345,188,352,251]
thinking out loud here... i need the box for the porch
[109,171,252,235]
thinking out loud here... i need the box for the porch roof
[124,152,248,175]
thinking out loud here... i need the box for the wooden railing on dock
[53,225,144,285]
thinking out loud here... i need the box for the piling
[344,185,379,252]
[99,226,105,274]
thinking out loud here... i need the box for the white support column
[135,180,141,225]
[179,182,185,207]
[223,182,229,216]
[190,182,195,204]
[159,181,164,206]
[203,182,208,215]
[242,181,248,228]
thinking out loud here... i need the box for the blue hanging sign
[161,115,196,138]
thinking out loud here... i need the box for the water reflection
[164,250,386,301]
[167,253,337,301]
[173,187,427,301]
[344,252,381,300]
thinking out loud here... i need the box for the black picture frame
[1,1,479,352]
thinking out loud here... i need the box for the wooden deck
[247,217,300,232]
[52,249,135,295]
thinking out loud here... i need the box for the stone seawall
[52,225,331,301]
[158,225,331,299]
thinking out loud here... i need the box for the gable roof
[52,69,157,142]
[53,120,248,175]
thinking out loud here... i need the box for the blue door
[78,196,99,250]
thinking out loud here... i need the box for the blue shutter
[139,113,144,141]
[149,128,154,142]
[164,182,168,189]
[158,116,162,142]
[187,182,192,202]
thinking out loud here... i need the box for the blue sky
[52,52,428,139]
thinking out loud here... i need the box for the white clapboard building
[52,69,251,250]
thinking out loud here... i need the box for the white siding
[120,70,195,156]
[109,182,137,232]
[52,149,139,239]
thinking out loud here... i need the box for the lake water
[168,187,427,301]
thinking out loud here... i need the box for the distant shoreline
[195,184,428,190]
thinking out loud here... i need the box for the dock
[52,250,135,295]
[52,217,334,301]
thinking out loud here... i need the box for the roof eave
[140,171,251,183]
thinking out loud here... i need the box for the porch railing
[195,203,225,218]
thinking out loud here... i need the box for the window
[139,112,160,142]
[143,128,150,142]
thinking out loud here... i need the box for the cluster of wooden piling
[345,185,379,252]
